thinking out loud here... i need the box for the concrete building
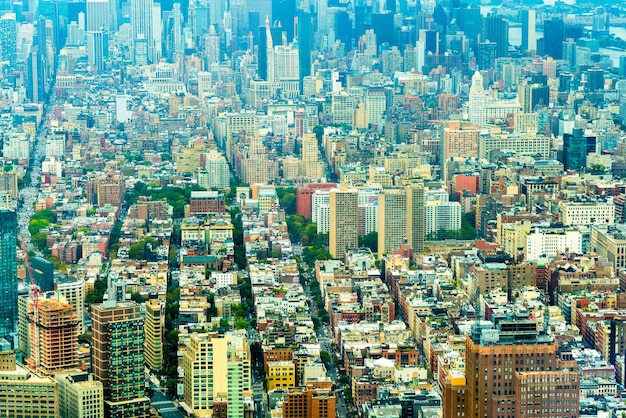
[525,227,583,260]
[0,351,58,417]
[406,184,426,253]
[425,190,461,236]
[91,292,149,417]
[144,298,165,372]
[590,224,626,270]
[197,150,230,189]
[329,184,359,259]
[282,384,337,418]
[478,131,551,160]
[182,331,252,417]
[559,200,615,226]
[267,360,296,390]
[378,189,407,257]
[312,191,330,234]
[31,295,79,375]
[443,120,480,161]
[443,321,579,418]
[56,371,104,418]
[56,276,86,335]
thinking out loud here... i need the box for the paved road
[151,389,184,418]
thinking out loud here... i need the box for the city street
[151,386,184,418]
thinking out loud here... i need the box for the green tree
[85,279,107,306]
[28,219,50,235]
[128,237,159,260]
[31,209,57,224]
[320,350,331,366]
[358,232,378,252]
[235,318,250,329]
[280,192,297,215]
[31,231,48,253]
[313,125,324,143]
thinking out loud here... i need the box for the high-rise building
[86,30,108,73]
[30,293,79,375]
[56,276,86,335]
[182,331,252,417]
[144,298,165,371]
[544,17,564,59]
[562,128,596,171]
[468,71,486,127]
[56,371,104,418]
[130,0,155,63]
[443,120,480,161]
[520,9,536,52]
[378,189,407,257]
[481,14,509,58]
[406,184,425,254]
[91,281,149,418]
[26,47,44,103]
[477,41,496,70]
[456,6,481,49]
[0,351,58,417]
[0,209,16,345]
[297,8,313,83]
[272,0,296,42]
[257,20,269,80]
[170,3,184,57]
[0,13,17,67]
[205,25,220,65]
[442,320,579,418]
[31,256,54,292]
[329,184,359,259]
[86,0,111,31]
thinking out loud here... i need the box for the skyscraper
[442,320,579,418]
[257,20,269,80]
[406,183,425,254]
[0,13,17,67]
[86,30,108,73]
[182,331,252,417]
[130,0,155,63]
[297,8,313,83]
[272,0,295,41]
[468,71,486,127]
[329,184,358,259]
[481,14,508,58]
[520,9,536,52]
[92,280,149,417]
[377,189,407,257]
[144,298,165,371]
[544,17,564,59]
[86,0,111,31]
[31,294,79,374]
[0,209,17,345]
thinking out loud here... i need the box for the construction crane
[21,240,41,370]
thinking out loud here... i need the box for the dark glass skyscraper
[297,9,313,81]
[271,0,296,42]
[0,209,17,345]
[544,17,564,59]
[481,14,508,58]
[563,128,596,171]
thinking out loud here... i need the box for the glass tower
[0,209,17,344]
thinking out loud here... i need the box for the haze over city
[1,0,626,417]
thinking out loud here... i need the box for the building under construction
[29,294,79,375]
